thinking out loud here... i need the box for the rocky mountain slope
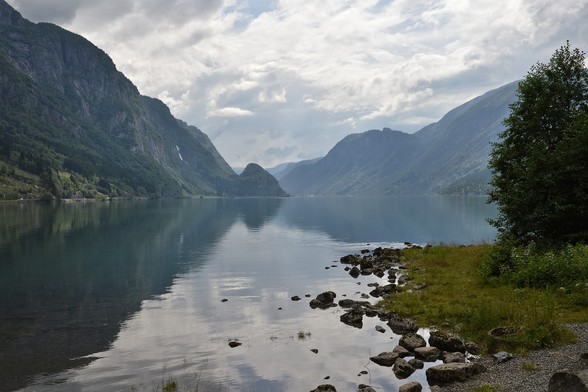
[0,0,286,199]
[280,81,518,195]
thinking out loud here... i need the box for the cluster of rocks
[340,247,407,282]
[368,330,483,387]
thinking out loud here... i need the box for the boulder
[428,331,466,353]
[375,325,386,333]
[414,346,441,362]
[357,385,376,392]
[393,345,411,358]
[387,314,418,335]
[310,292,338,309]
[399,382,422,392]
[408,358,424,369]
[370,352,399,367]
[393,358,416,379]
[311,385,337,392]
[349,267,361,278]
[338,299,370,308]
[369,283,397,298]
[399,333,427,352]
[426,363,486,385]
[465,341,481,355]
[442,352,466,363]
[340,307,364,329]
[340,254,361,264]
[228,341,242,348]
[548,369,588,392]
[291,295,301,301]
[492,351,514,364]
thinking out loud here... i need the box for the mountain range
[0,0,286,199]
[279,81,518,195]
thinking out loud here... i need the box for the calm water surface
[0,197,496,392]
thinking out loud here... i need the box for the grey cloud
[8,0,82,23]
[139,0,225,24]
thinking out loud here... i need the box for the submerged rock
[370,352,399,367]
[393,358,416,379]
[340,306,364,329]
[310,291,338,309]
[311,384,337,392]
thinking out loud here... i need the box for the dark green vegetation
[388,44,588,355]
[0,1,286,199]
[386,245,588,354]
[280,81,518,195]
[487,43,588,278]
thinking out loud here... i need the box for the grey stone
[428,330,466,353]
[408,358,424,369]
[375,325,386,333]
[442,351,466,363]
[492,351,514,363]
[311,385,337,392]
[357,385,376,392]
[399,382,423,392]
[369,352,399,367]
[414,346,441,361]
[548,369,588,392]
[399,332,427,352]
[392,345,411,358]
[387,314,418,335]
[393,358,416,379]
[426,362,486,385]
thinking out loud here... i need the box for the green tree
[488,42,588,246]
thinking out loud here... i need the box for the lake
[0,196,496,392]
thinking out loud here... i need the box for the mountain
[280,81,519,195]
[0,1,286,199]
[266,157,323,181]
[233,163,289,197]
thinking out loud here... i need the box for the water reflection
[1,197,496,392]
[277,196,497,244]
[0,198,282,392]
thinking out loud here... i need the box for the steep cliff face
[0,0,281,199]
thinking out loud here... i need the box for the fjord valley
[3,1,588,391]
[0,0,286,200]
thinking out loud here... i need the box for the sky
[6,0,588,168]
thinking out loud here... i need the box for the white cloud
[7,0,588,168]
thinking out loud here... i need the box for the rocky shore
[306,245,588,392]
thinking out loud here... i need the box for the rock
[413,283,428,291]
[340,254,361,264]
[408,358,424,369]
[428,330,466,353]
[414,346,441,361]
[317,291,336,304]
[357,385,376,392]
[221,298,228,302]
[442,352,466,363]
[393,358,416,379]
[228,341,242,348]
[311,348,319,354]
[399,382,422,392]
[360,249,370,254]
[338,299,370,308]
[369,352,399,367]
[581,353,588,360]
[397,274,410,285]
[548,369,588,392]
[426,363,486,385]
[399,333,427,352]
[369,283,397,298]
[465,341,481,355]
[387,314,418,335]
[311,385,337,392]
[349,267,361,278]
[340,307,364,329]
[310,292,338,309]
[291,295,301,301]
[393,345,411,358]
[375,325,386,333]
[492,351,514,363]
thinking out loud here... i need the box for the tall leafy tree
[488,42,588,246]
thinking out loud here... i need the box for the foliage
[383,245,582,353]
[488,42,588,247]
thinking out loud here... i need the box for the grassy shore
[381,245,588,354]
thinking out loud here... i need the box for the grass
[381,245,587,353]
